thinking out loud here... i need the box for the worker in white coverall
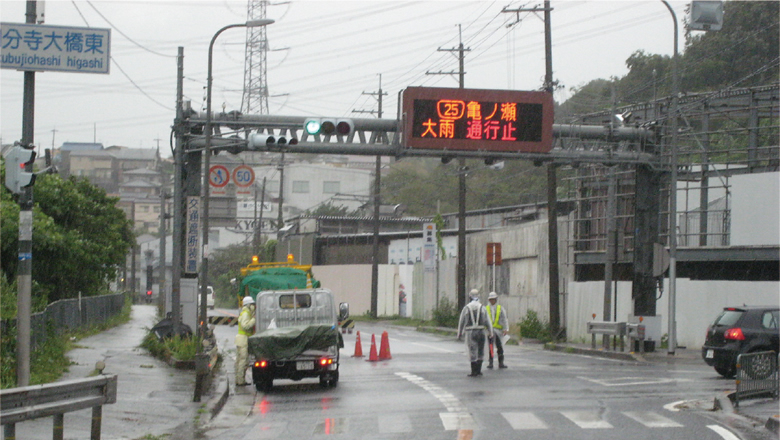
[457,289,493,377]
[235,296,256,386]
[486,291,509,369]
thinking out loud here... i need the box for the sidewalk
[5,304,208,440]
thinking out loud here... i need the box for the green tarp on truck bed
[247,324,344,360]
[241,267,321,301]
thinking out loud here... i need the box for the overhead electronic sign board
[402,86,553,153]
[1,22,111,74]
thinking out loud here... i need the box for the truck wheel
[255,378,272,393]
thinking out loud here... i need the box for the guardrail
[586,321,627,351]
[1,374,118,440]
[734,351,779,408]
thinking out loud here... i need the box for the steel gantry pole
[661,0,679,356]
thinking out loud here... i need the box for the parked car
[702,306,779,378]
[206,286,215,309]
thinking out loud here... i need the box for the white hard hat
[243,296,255,306]
[488,292,498,300]
[469,289,479,299]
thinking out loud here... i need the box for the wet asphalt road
[203,320,768,440]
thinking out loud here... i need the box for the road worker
[235,296,256,386]
[486,291,509,369]
[457,289,493,377]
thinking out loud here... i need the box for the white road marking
[663,400,686,412]
[560,410,613,429]
[502,412,549,430]
[708,424,742,440]
[396,372,475,429]
[439,412,477,430]
[623,411,683,428]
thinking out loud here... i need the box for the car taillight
[724,328,745,340]
[255,360,268,368]
[319,358,333,366]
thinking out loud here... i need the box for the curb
[206,374,231,420]
[766,415,780,437]
[543,343,639,362]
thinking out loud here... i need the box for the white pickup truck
[247,288,349,392]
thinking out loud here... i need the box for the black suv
[702,306,779,378]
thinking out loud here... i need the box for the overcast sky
[1,0,691,157]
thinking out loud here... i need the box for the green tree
[307,202,351,217]
[381,158,548,217]
[682,1,779,91]
[1,171,133,303]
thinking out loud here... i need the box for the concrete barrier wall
[567,279,780,348]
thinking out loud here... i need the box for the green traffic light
[304,119,321,135]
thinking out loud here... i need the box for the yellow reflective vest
[486,304,503,330]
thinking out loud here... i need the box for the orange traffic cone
[352,331,364,357]
[378,331,392,360]
[366,333,378,362]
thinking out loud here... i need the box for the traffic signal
[247,133,298,150]
[4,146,36,195]
[303,118,354,137]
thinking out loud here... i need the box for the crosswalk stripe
[623,411,683,428]
[502,412,549,430]
[560,410,613,429]
[440,412,477,431]
[378,414,412,433]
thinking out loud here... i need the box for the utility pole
[427,25,470,310]
[353,74,388,318]
[254,177,267,253]
[276,153,285,230]
[171,46,185,335]
[502,1,561,338]
[14,0,38,390]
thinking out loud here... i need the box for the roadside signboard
[487,242,502,266]
[1,22,111,74]
[402,86,553,153]
[232,165,255,195]
[422,223,437,272]
[185,196,200,274]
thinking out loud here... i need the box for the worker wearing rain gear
[235,296,256,386]
[457,289,493,377]
[486,291,509,369]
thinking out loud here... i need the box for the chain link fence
[0,292,127,351]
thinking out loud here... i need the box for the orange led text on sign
[420,99,520,141]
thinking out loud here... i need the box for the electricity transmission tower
[241,0,271,115]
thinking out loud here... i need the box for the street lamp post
[661,0,679,355]
[200,19,274,340]
[195,18,273,402]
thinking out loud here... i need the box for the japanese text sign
[185,196,200,274]
[402,87,553,153]
[1,23,111,74]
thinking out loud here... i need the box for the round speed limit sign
[232,165,255,188]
